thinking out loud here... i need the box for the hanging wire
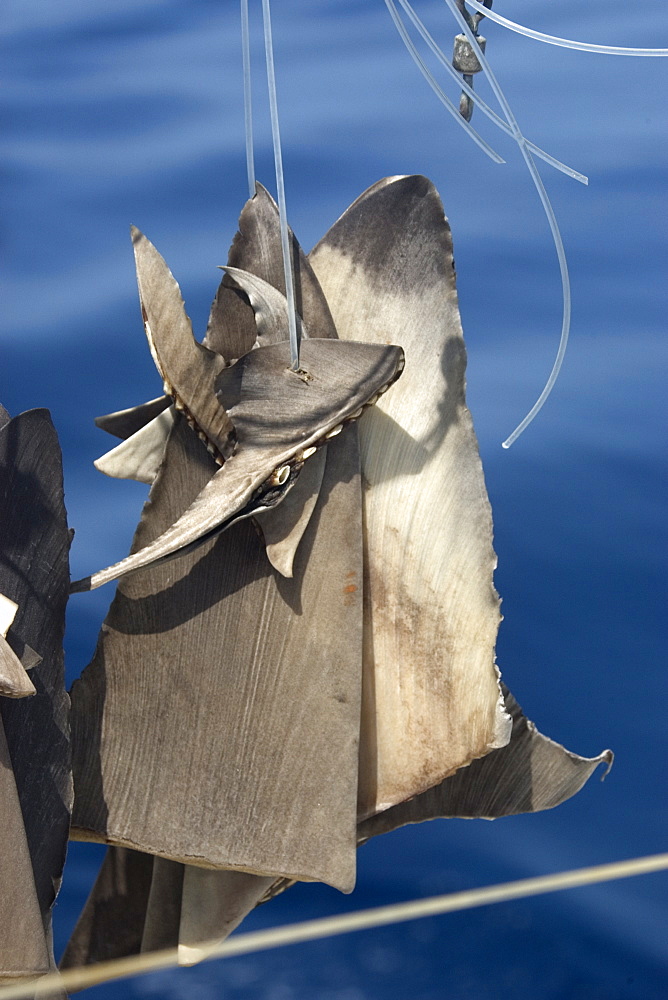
[261,0,300,369]
[384,0,505,163]
[442,0,572,448]
[395,0,587,184]
[466,0,668,57]
[240,0,255,198]
[1,853,666,999]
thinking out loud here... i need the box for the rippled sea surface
[2,2,667,997]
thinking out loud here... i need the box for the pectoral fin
[95,396,171,439]
[0,634,36,699]
[94,406,176,484]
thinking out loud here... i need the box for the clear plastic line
[442,0,572,447]
[261,0,300,369]
[396,0,587,184]
[385,0,505,163]
[466,0,668,57]
[3,853,667,999]
[240,0,255,198]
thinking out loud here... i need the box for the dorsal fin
[222,267,308,347]
[206,183,338,358]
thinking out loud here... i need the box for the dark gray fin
[310,176,511,819]
[358,685,613,839]
[206,182,337,359]
[131,227,236,459]
[222,267,308,347]
[140,858,184,953]
[70,419,364,893]
[73,339,403,591]
[95,396,171,440]
[0,409,72,980]
[59,847,154,969]
[94,406,176,485]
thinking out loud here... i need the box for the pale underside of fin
[94,406,176,485]
[358,685,613,838]
[0,595,35,698]
[310,174,512,818]
[0,633,36,699]
[177,867,275,966]
[95,396,171,440]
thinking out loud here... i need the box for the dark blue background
[2,2,666,997]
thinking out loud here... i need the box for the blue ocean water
[1,1,667,997]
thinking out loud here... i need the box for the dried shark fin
[0,716,51,981]
[309,174,512,819]
[94,405,176,484]
[0,407,72,982]
[59,848,155,968]
[60,849,275,971]
[95,395,171,440]
[71,414,366,893]
[222,265,333,577]
[206,182,337,357]
[0,634,36,699]
[358,685,613,839]
[222,266,308,346]
[131,226,236,461]
[177,868,275,966]
[139,858,184,953]
[255,446,328,578]
[0,595,36,698]
[73,339,403,591]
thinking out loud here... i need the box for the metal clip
[453,0,492,121]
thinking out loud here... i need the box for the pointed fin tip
[177,944,206,967]
[0,634,37,698]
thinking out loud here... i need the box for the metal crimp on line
[453,0,492,120]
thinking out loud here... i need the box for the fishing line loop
[240,0,255,198]
[261,0,300,370]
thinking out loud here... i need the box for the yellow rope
[3,852,667,999]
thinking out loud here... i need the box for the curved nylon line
[466,0,668,57]
[442,0,571,447]
[385,0,505,163]
[241,0,255,198]
[261,0,300,369]
[3,853,666,998]
[396,0,587,184]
